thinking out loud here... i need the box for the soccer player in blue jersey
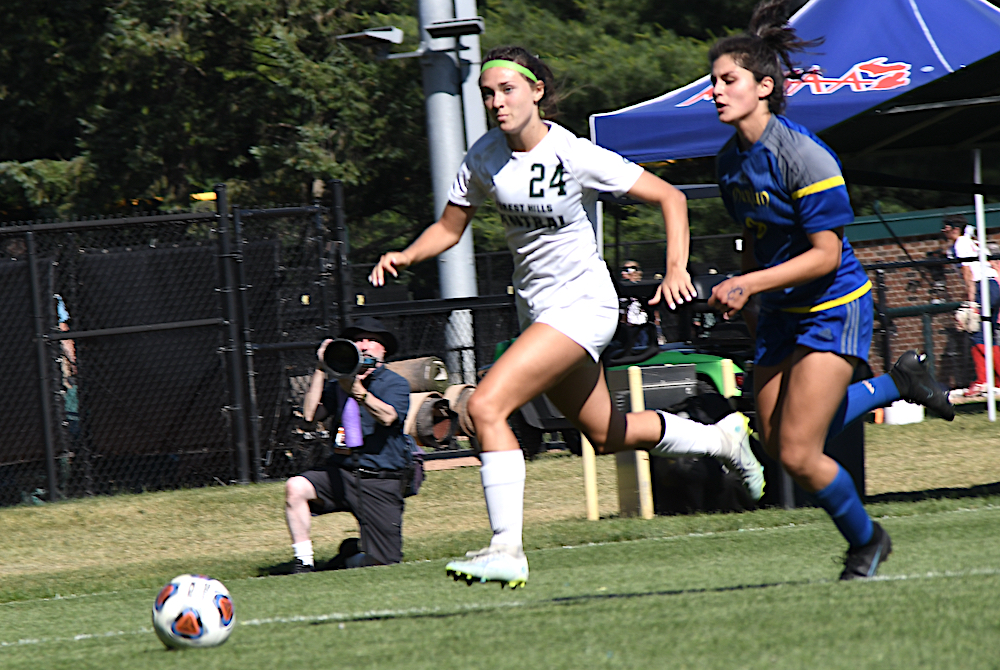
[706,0,951,579]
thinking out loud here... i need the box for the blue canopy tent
[589,0,1000,163]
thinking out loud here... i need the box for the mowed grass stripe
[4,563,1000,649]
[2,499,997,605]
[3,503,999,670]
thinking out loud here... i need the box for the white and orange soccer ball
[152,574,235,649]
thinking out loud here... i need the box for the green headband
[481,59,539,83]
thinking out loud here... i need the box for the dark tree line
[1,0,995,261]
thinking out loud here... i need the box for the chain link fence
[605,234,742,280]
[3,189,992,506]
[0,187,523,506]
[1,210,232,505]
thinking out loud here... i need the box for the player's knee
[585,410,628,453]
[584,425,611,452]
[466,389,505,429]
[285,475,312,503]
[778,447,813,480]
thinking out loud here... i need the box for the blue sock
[814,465,873,547]
[827,375,900,438]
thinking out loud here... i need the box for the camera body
[322,339,377,378]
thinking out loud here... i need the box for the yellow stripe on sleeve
[791,175,846,200]
[781,280,872,314]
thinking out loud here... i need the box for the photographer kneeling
[284,317,411,573]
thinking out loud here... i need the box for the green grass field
[2,413,999,669]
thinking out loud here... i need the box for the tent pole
[973,149,995,421]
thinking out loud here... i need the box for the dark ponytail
[481,45,560,119]
[708,0,821,115]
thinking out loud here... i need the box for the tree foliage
[1,0,996,260]
[0,0,751,246]
[1,0,434,229]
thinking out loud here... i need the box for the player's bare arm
[710,228,842,317]
[337,371,398,426]
[739,231,761,333]
[625,171,694,309]
[302,338,334,423]
[369,203,477,286]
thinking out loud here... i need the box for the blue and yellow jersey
[716,115,870,312]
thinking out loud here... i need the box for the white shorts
[518,296,619,362]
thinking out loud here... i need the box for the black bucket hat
[340,316,398,357]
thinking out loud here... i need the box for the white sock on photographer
[292,540,314,567]
[651,409,727,458]
[480,449,526,549]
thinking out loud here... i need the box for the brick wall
[852,231,1000,389]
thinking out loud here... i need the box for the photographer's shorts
[301,467,404,565]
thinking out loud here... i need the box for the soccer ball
[152,574,235,649]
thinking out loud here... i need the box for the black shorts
[300,467,405,565]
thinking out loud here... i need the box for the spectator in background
[942,215,1000,396]
[619,260,649,330]
[620,259,643,283]
[55,295,79,440]
[618,260,667,347]
[989,242,1000,281]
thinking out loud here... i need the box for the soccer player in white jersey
[369,45,764,588]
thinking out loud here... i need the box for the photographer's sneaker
[290,558,315,574]
[716,412,765,501]
[445,544,529,589]
[840,522,892,580]
[888,350,955,421]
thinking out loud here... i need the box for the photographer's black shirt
[319,365,411,471]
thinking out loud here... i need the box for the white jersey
[953,234,998,282]
[448,122,643,324]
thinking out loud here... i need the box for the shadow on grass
[305,578,818,627]
[867,481,1000,504]
[258,538,364,576]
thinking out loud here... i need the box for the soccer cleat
[445,544,529,589]
[716,412,765,501]
[888,350,955,421]
[840,521,892,580]
[291,558,315,574]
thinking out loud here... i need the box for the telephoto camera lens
[323,339,362,377]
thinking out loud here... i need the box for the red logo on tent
[677,57,911,107]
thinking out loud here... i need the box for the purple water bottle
[342,396,363,448]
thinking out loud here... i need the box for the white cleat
[716,412,765,501]
[445,544,529,589]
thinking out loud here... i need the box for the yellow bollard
[615,366,655,519]
[719,358,737,398]
[582,434,599,520]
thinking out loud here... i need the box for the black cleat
[291,558,315,574]
[888,350,955,421]
[840,522,892,580]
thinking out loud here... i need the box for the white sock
[292,540,314,566]
[651,409,725,458]
[480,450,525,549]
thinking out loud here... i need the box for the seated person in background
[942,216,1000,396]
[617,260,653,352]
[284,316,411,573]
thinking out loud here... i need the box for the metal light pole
[339,1,486,383]
[455,0,488,149]
[973,149,996,421]
[418,0,483,384]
